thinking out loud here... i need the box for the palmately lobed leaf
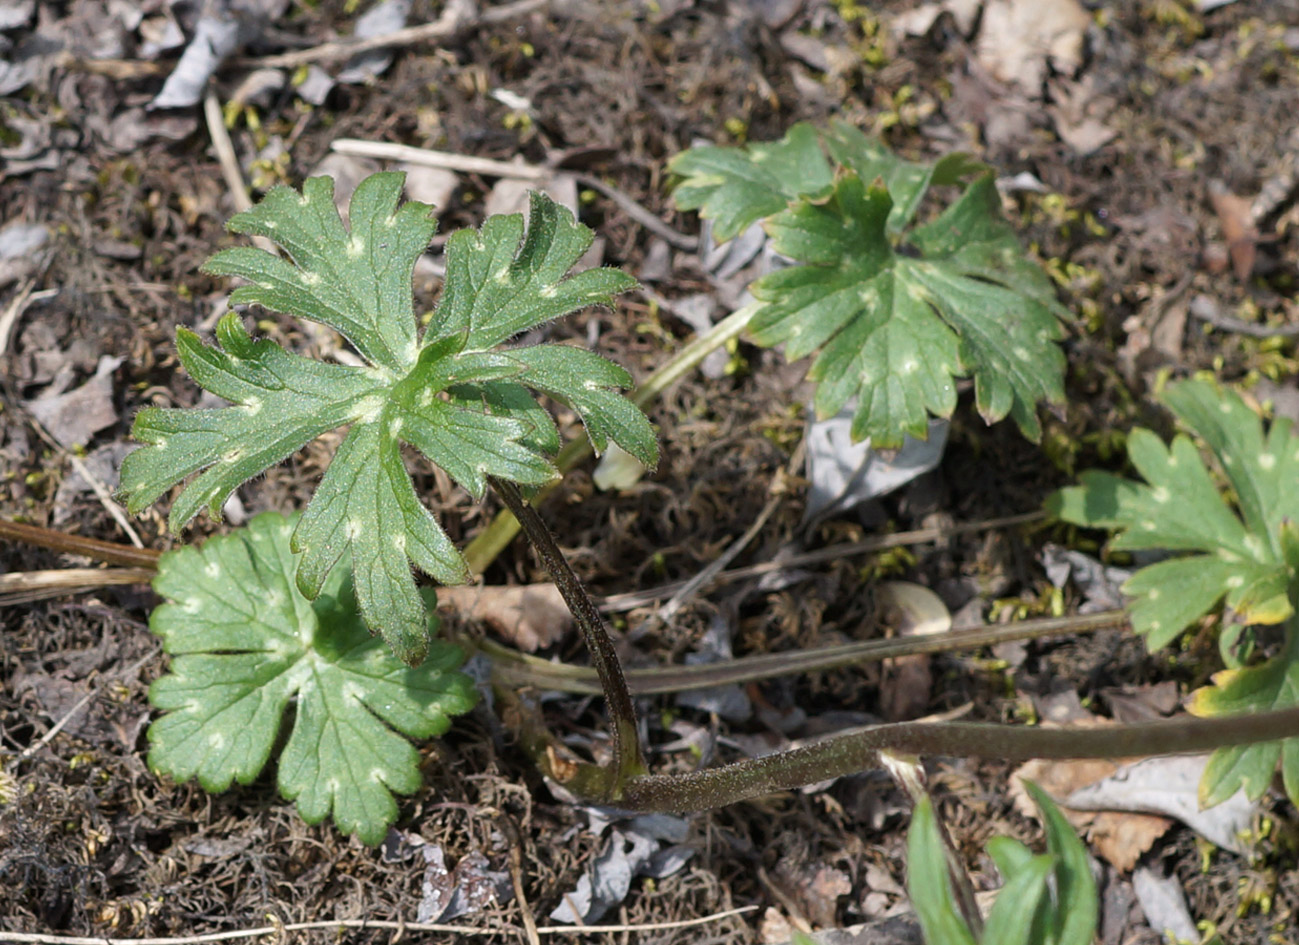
[147,512,478,845]
[1052,379,1299,810]
[750,170,1065,448]
[1050,380,1297,647]
[120,173,656,665]
[671,123,1057,448]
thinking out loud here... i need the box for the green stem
[488,477,646,796]
[482,609,1127,696]
[618,705,1299,812]
[463,303,758,575]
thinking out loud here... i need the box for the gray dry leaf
[0,221,50,288]
[1065,754,1256,855]
[26,355,122,449]
[151,11,242,109]
[336,0,413,84]
[435,583,570,651]
[803,413,948,529]
[1132,864,1198,943]
[549,829,659,924]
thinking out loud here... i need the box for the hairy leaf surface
[1050,380,1299,648]
[147,512,477,845]
[120,172,655,663]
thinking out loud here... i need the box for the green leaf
[1049,380,1297,648]
[750,170,1065,447]
[980,852,1052,945]
[1191,628,1299,806]
[668,123,834,242]
[907,797,979,945]
[120,173,653,665]
[146,512,478,846]
[822,120,986,232]
[1051,380,1299,812]
[1026,782,1098,945]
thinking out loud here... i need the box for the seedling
[95,164,1299,852]
[908,782,1097,945]
[119,172,657,667]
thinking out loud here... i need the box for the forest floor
[4,1,1299,942]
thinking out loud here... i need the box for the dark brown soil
[4,1,1299,942]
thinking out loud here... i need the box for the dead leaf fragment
[436,583,571,651]
[1065,754,1255,854]
[26,355,122,448]
[1207,179,1259,281]
[976,0,1090,93]
[1011,718,1174,872]
[877,582,952,722]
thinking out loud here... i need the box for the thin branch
[486,609,1129,697]
[0,906,758,945]
[489,478,646,796]
[332,138,550,181]
[0,567,156,606]
[236,0,549,70]
[0,519,160,568]
[597,510,1045,613]
[21,412,144,549]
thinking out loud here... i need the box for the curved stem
[619,706,1299,812]
[462,303,758,575]
[488,478,645,793]
[483,609,1128,696]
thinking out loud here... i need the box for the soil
[3,1,1299,942]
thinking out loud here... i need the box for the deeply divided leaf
[120,173,655,664]
[1051,379,1299,808]
[146,512,478,845]
[751,171,1066,447]
[1050,380,1298,648]
[672,124,1065,448]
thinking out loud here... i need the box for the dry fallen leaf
[26,355,122,448]
[1207,179,1259,281]
[877,582,951,722]
[436,583,571,651]
[976,0,1090,93]
[1011,718,1174,872]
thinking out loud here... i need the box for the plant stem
[482,609,1128,696]
[488,477,646,796]
[463,303,758,574]
[618,705,1299,812]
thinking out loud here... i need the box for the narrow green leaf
[980,853,1052,945]
[907,797,980,945]
[147,512,478,845]
[1025,781,1098,945]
